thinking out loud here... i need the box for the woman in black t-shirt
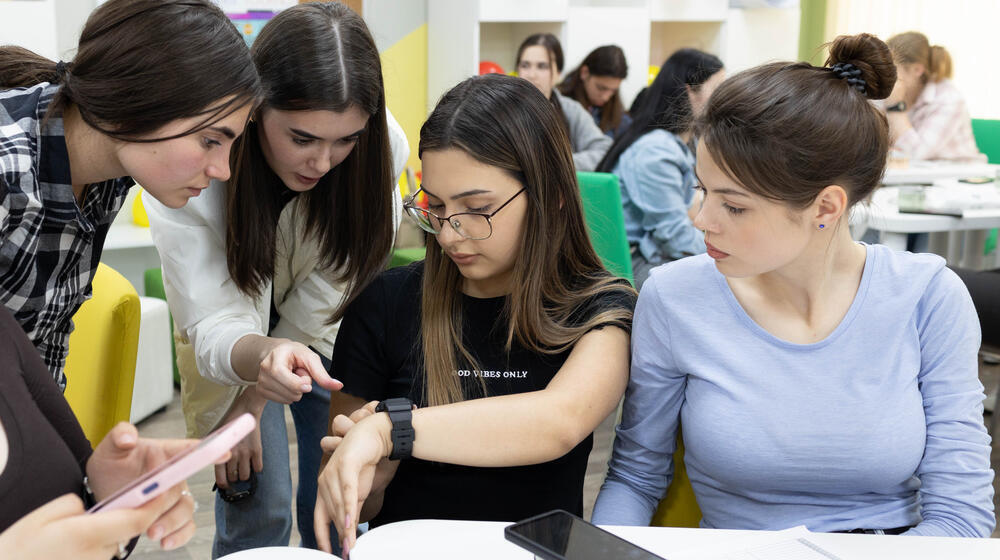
[314,74,637,554]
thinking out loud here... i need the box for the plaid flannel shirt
[0,83,132,389]
[894,79,986,162]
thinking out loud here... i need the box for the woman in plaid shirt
[884,31,985,162]
[0,0,261,391]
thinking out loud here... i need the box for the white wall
[0,0,98,61]
[0,1,58,60]
[721,6,800,75]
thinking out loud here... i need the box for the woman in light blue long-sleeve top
[598,49,725,288]
[593,33,995,538]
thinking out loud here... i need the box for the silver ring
[181,489,198,513]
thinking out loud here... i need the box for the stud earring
[818,224,825,229]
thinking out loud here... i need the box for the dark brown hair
[696,33,896,209]
[225,2,395,324]
[599,48,722,173]
[558,45,629,134]
[887,31,952,84]
[0,0,259,142]
[417,74,635,406]
[516,33,569,135]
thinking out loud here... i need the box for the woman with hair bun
[884,31,984,162]
[594,33,995,538]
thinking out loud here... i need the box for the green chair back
[389,246,426,269]
[971,119,1000,164]
[144,267,180,385]
[576,171,634,286]
[970,120,1000,255]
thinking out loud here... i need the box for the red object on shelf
[479,61,505,75]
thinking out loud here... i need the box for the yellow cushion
[650,437,702,527]
[64,263,140,444]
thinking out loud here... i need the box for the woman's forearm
[370,327,629,467]
[230,334,285,382]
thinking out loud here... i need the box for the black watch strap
[887,101,907,112]
[376,398,414,460]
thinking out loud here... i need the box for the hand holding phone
[505,510,665,560]
[88,413,256,513]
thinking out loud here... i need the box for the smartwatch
[376,398,415,460]
[886,101,907,112]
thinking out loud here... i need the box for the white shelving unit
[427,0,799,111]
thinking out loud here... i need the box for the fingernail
[119,433,136,445]
[150,525,164,540]
[162,537,174,550]
[342,538,350,557]
[345,514,351,529]
[301,384,312,392]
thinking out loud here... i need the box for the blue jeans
[212,385,338,558]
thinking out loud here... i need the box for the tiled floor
[132,357,1000,558]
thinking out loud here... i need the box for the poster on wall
[215,0,296,46]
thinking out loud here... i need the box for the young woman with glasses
[313,73,637,555]
[143,3,407,556]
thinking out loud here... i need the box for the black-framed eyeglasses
[403,187,526,241]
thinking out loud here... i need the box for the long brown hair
[0,0,259,141]
[887,31,952,84]
[696,33,895,209]
[417,74,635,406]
[225,2,395,324]
[558,45,628,133]
[516,33,569,136]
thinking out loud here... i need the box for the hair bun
[825,33,896,100]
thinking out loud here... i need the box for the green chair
[576,171,634,286]
[970,119,1000,256]
[389,246,426,268]
[144,267,180,386]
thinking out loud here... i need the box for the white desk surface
[350,519,1000,560]
[882,162,999,185]
[854,187,1000,234]
[218,547,340,560]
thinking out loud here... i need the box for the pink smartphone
[88,413,256,513]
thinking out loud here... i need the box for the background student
[144,3,407,556]
[516,33,612,171]
[313,74,636,555]
[0,0,259,390]
[593,34,995,538]
[558,45,632,140]
[884,31,984,162]
[596,49,725,288]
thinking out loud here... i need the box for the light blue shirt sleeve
[618,137,705,261]
[592,279,685,525]
[905,267,995,537]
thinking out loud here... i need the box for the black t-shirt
[0,306,92,532]
[332,262,635,526]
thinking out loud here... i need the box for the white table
[218,547,340,560]
[350,519,1000,560]
[882,162,999,185]
[852,186,1000,269]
